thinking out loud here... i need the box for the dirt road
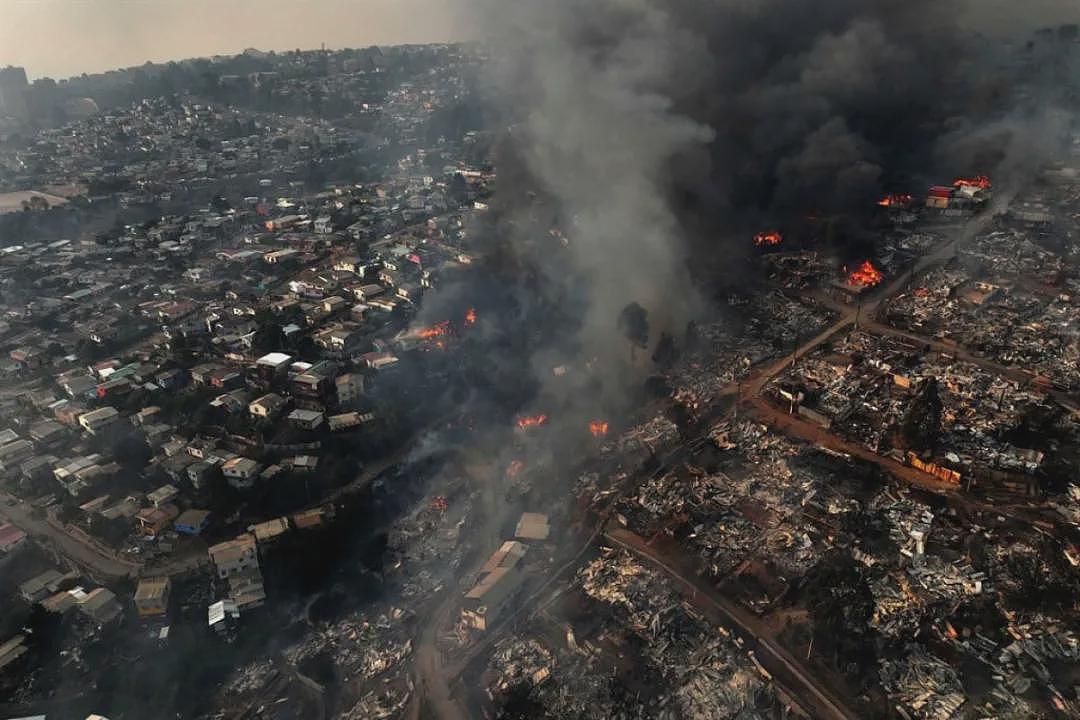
[0,493,140,580]
[605,526,858,720]
[408,588,468,720]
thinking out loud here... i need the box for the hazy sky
[0,0,467,80]
[2,0,1077,81]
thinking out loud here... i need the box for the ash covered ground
[3,3,1080,720]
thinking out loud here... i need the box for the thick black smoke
[406,0,1076,547]
[467,0,1074,347]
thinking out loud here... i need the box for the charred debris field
[2,8,1080,720]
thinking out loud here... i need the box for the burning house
[878,193,914,209]
[829,260,885,303]
[396,319,454,351]
[516,414,548,432]
[925,177,992,216]
[753,231,783,247]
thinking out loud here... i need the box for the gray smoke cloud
[469,0,1077,326]
[433,0,1077,417]
[485,0,716,374]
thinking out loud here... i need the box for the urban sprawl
[0,38,1079,720]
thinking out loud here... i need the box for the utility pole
[734,380,741,421]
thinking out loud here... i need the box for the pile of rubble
[743,291,835,349]
[284,606,413,685]
[883,266,972,333]
[992,615,1080,715]
[871,573,925,637]
[763,250,834,290]
[667,320,770,408]
[339,684,411,720]
[669,636,772,720]
[709,420,798,464]
[1051,483,1080,525]
[614,421,830,577]
[604,413,680,466]
[487,630,651,720]
[924,613,1049,716]
[220,658,278,697]
[907,556,987,603]
[486,637,556,697]
[385,493,470,600]
[961,229,1062,278]
[894,230,942,255]
[620,470,734,528]
[386,496,467,570]
[871,488,934,562]
[879,645,967,720]
[885,235,1079,389]
[738,456,817,517]
[685,513,761,578]
[577,549,781,719]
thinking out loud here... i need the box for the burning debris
[878,193,914,208]
[575,549,783,718]
[599,413,680,467]
[340,686,411,720]
[588,420,609,438]
[284,606,414,685]
[879,646,967,720]
[417,320,452,340]
[221,659,277,697]
[505,459,525,479]
[465,307,477,326]
[486,637,556,697]
[753,231,783,247]
[953,175,992,190]
[847,260,884,288]
[516,414,548,431]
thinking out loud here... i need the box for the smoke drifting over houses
[467,0,1075,362]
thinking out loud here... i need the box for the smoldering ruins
[2,1,1080,719]
[400,0,1080,719]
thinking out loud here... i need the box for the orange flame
[505,459,524,479]
[516,414,548,430]
[589,421,609,437]
[847,260,884,287]
[953,175,991,190]
[877,193,913,207]
[465,307,477,326]
[754,231,783,247]
[417,320,451,339]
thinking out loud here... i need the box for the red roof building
[0,522,27,553]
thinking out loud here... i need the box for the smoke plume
[465,0,1075,362]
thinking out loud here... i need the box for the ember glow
[588,421,609,437]
[953,175,992,190]
[464,307,477,326]
[847,260,884,287]
[516,414,548,430]
[753,231,783,247]
[877,193,913,207]
[417,320,451,339]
